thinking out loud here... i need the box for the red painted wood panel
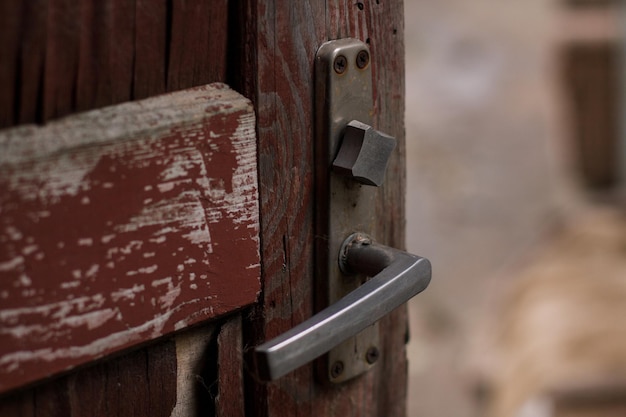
[0,83,260,394]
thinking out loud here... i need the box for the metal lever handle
[253,233,432,381]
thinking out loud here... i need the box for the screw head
[330,361,344,378]
[356,50,369,69]
[333,55,347,74]
[366,346,380,364]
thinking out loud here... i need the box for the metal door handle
[253,233,431,381]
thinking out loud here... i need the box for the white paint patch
[152,277,172,287]
[81,196,90,205]
[101,234,115,244]
[85,264,99,278]
[19,274,32,286]
[0,257,24,272]
[111,284,145,302]
[155,227,176,235]
[159,284,181,309]
[158,182,175,193]
[5,226,23,241]
[22,245,38,255]
[78,238,93,246]
[143,252,156,258]
[61,281,81,289]
[126,265,158,276]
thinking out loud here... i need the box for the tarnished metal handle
[253,233,432,381]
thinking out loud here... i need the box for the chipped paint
[0,84,260,394]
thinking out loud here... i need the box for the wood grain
[0,1,230,128]
[134,0,168,100]
[0,338,177,417]
[0,0,20,127]
[167,0,229,91]
[239,1,325,415]
[0,83,260,394]
[216,314,245,417]
[240,1,408,416]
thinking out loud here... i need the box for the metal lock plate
[314,38,379,383]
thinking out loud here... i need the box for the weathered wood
[0,1,230,128]
[134,0,168,100]
[0,337,177,417]
[16,0,48,125]
[43,0,81,121]
[0,83,260,394]
[169,324,216,417]
[167,0,229,91]
[0,0,20,126]
[240,1,408,416]
[216,314,245,417]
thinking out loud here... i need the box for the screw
[330,361,344,378]
[356,50,369,69]
[366,346,379,364]
[333,55,347,74]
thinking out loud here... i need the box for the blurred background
[403,1,626,416]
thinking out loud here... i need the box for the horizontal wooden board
[0,83,260,394]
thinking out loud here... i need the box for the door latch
[252,38,432,383]
[253,233,431,381]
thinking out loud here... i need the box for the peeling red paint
[0,84,260,393]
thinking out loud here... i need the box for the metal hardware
[332,120,396,186]
[251,38,431,384]
[252,234,431,381]
[314,38,382,382]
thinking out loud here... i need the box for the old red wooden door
[0,1,408,416]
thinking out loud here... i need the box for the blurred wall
[403,1,586,416]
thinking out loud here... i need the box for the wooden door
[0,1,407,416]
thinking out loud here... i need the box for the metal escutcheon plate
[314,38,379,383]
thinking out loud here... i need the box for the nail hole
[356,2,364,10]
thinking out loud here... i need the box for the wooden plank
[238,1,326,416]
[0,338,177,417]
[43,0,80,121]
[0,83,260,394]
[216,315,245,417]
[134,0,168,100]
[1,1,233,129]
[166,0,229,91]
[16,0,48,125]
[240,1,408,416]
[0,0,20,127]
